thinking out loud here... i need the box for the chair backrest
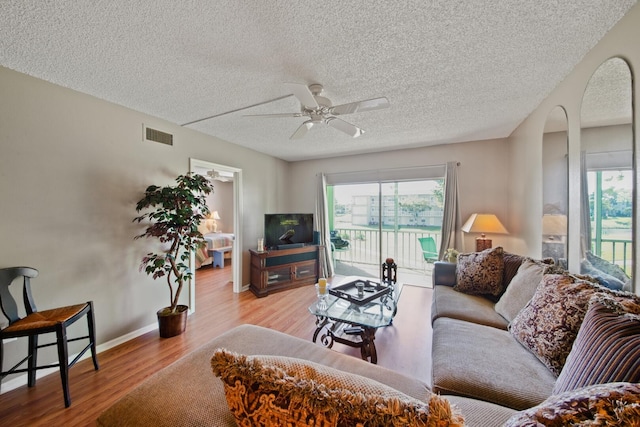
[418,237,438,261]
[0,267,39,325]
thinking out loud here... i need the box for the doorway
[189,158,244,312]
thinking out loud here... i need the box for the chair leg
[87,301,99,370]
[56,326,71,407]
[27,335,38,387]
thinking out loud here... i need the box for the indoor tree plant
[134,173,214,337]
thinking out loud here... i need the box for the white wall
[508,3,639,281]
[0,66,289,381]
[288,137,514,253]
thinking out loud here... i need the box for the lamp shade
[461,214,508,236]
[542,214,567,236]
[212,211,221,220]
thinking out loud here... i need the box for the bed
[196,232,235,268]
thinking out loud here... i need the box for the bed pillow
[504,382,640,426]
[553,295,640,394]
[454,247,504,296]
[211,349,464,427]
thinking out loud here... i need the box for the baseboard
[0,322,158,394]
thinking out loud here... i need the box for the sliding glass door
[328,178,444,284]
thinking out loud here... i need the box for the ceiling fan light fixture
[247,83,388,140]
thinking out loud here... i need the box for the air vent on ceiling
[143,125,173,146]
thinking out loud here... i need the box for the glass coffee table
[308,276,403,364]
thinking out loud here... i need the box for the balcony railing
[333,227,441,271]
[334,227,634,277]
[592,239,633,275]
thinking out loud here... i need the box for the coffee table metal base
[312,316,378,363]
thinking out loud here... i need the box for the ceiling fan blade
[285,83,319,108]
[330,97,390,115]
[244,113,304,118]
[327,117,365,138]
[290,120,315,139]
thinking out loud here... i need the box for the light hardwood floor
[0,265,433,427]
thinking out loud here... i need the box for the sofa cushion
[431,317,556,410]
[494,258,563,323]
[454,247,505,296]
[553,295,640,394]
[97,324,434,427]
[503,382,640,426]
[510,273,640,376]
[431,285,508,329]
[211,349,464,427]
[444,395,517,427]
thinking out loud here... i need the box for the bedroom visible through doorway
[190,159,243,311]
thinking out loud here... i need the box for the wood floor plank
[0,266,433,426]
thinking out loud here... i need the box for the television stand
[249,245,322,297]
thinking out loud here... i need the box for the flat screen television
[264,213,314,249]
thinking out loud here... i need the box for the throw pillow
[494,259,547,323]
[502,252,526,288]
[580,258,626,290]
[509,273,640,375]
[553,295,640,394]
[586,251,631,285]
[454,247,504,296]
[504,382,640,426]
[211,349,464,427]
[509,273,599,375]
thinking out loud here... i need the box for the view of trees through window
[588,169,633,273]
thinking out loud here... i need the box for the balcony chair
[418,237,439,272]
[0,267,99,407]
[330,231,351,266]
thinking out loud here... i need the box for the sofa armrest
[433,261,457,287]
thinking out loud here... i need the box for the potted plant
[444,248,460,264]
[134,173,214,338]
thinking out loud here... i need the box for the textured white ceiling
[0,1,636,161]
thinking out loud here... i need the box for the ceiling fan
[245,83,390,140]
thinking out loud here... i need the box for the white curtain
[316,173,334,277]
[439,161,462,258]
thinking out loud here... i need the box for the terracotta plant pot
[157,305,188,338]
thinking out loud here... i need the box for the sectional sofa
[97,247,640,426]
[430,247,640,422]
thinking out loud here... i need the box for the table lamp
[461,213,508,251]
[211,210,221,233]
[542,214,567,240]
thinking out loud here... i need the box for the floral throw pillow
[504,382,640,426]
[509,273,640,375]
[211,349,464,427]
[454,247,504,296]
[510,273,601,375]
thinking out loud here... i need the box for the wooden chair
[0,267,99,407]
